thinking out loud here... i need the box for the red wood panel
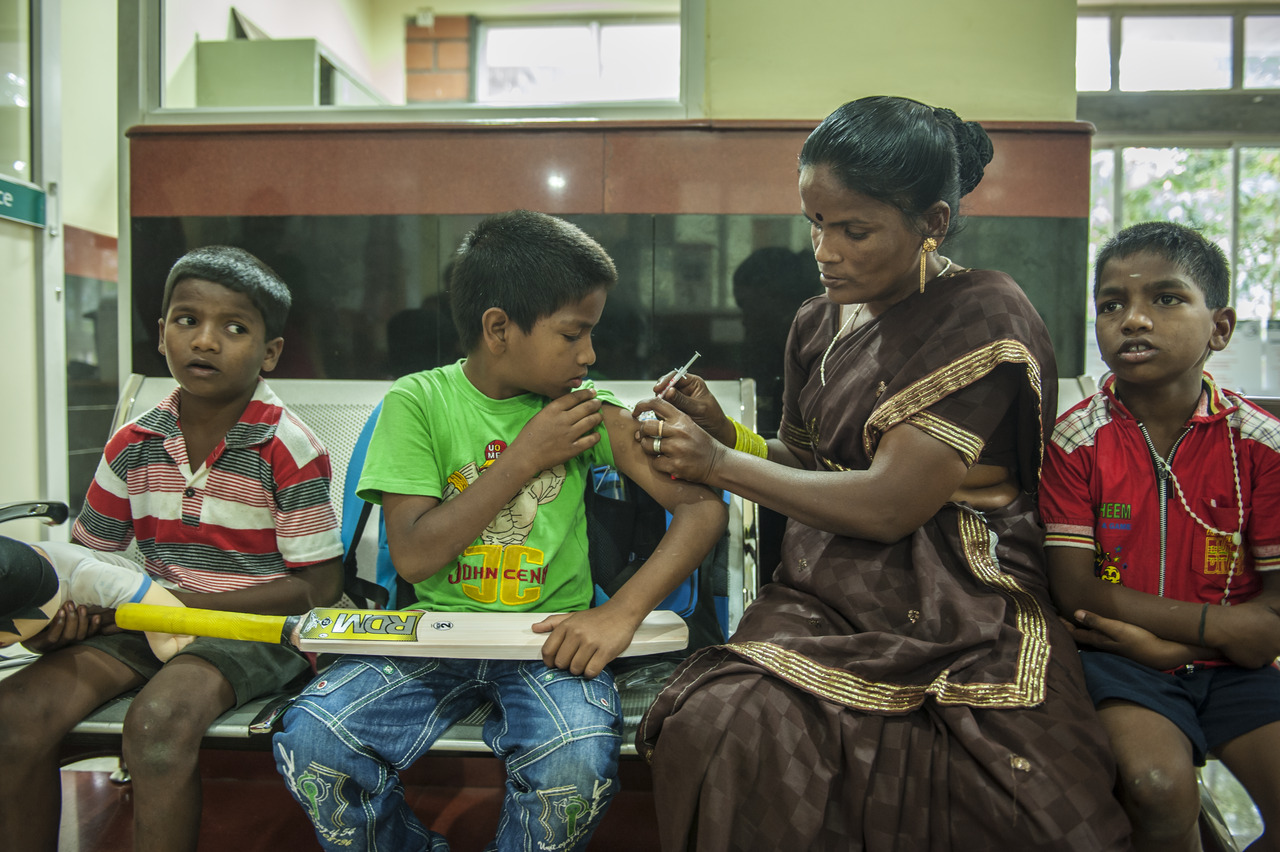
[129,120,1092,220]
[64,225,119,281]
[131,128,606,217]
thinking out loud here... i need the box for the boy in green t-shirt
[273,210,727,851]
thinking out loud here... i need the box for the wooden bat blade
[114,604,689,659]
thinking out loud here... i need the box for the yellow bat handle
[116,603,288,645]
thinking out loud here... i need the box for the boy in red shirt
[1042,221,1280,851]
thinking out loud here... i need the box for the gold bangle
[729,417,768,459]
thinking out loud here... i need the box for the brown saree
[639,270,1131,851]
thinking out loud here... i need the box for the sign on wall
[0,174,46,228]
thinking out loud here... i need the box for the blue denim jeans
[272,655,621,852]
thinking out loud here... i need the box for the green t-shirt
[357,361,619,613]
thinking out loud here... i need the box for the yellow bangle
[729,417,768,459]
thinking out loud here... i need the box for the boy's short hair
[161,246,292,339]
[450,210,618,352]
[1094,222,1230,310]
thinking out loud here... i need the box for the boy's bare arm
[382,389,605,584]
[1203,572,1280,668]
[169,557,344,615]
[534,404,728,678]
[1051,545,1280,668]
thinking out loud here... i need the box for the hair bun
[932,107,993,196]
[954,121,994,197]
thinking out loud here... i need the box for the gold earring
[920,237,938,293]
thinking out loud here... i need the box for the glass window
[1121,147,1232,243]
[0,0,31,180]
[1238,147,1280,321]
[1245,15,1280,88]
[1120,16,1232,91]
[1088,149,1115,286]
[477,20,680,105]
[1077,16,1111,92]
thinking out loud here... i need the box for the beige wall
[164,0,383,106]
[0,219,45,543]
[63,0,119,237]
[704,0,1078,120]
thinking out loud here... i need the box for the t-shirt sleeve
[270,438,344,569]
[357,383,443,504]
[71,428,136,552]
[69,559,152,608]
[1245,418,1280,572]
[586,385,621,470]
[1039,429,1098,551]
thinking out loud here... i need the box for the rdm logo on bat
[298,608,423,642]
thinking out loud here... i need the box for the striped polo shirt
[73,379,343,593]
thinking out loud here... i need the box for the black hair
[1093,221,1231,309]
[161,246,292,339]
[450,210,618,352]
[798,95,994,238]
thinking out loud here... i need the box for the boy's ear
[481,307,511,354]
[156,318,166,355]
[260,337,284,373]
[1208,306,1237,353]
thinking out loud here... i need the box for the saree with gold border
[639,269,1130,851]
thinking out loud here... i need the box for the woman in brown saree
[631,97,1131,851]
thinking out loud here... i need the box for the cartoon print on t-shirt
[442,460,566,605]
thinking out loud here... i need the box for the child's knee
[516,731,620,792]
[120,695,207,774]
[1117,761,1200,828]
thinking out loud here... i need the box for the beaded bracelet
[729,417,768,459]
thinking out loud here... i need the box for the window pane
[1121,148,1232,244]
[1077,16,1111,91]
[1120,16,1231,91]
[1238,148,1280,321]
[479,21,680,104]
[600,24,680,101]
[479,25,598,103]
[0,0,31,179]
[1245,16,1280,88]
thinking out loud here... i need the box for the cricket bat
[114,603,689,659]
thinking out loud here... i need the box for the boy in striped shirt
[0,245,344,852]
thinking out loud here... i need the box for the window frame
[1077,3,1280,135]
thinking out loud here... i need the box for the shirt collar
[1102,371,1237,425]
[133,377,281,448]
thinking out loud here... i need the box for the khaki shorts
[80,630,312,708]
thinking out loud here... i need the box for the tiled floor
[56,751,661,851]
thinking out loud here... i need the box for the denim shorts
[1080,649,1280,765]
[80,630,312,709]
